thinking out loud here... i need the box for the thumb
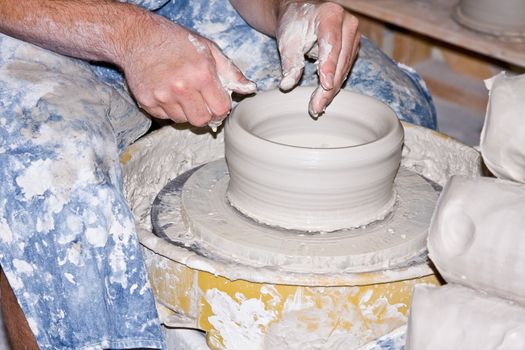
[209,44,257,94]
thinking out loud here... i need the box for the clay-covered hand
[276,1,360,116]
[121,15,256,127]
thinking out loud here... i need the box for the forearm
[0,0,155,68]
[228,0,282,37]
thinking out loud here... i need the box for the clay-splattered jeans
[0,0,436,349]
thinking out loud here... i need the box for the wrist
[106,4,159,71]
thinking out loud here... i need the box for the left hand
[275,1,360,117]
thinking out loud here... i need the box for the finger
[308,86,330,117]
[209,44,257,94]
[201,81,231,121]
[350,31,361,65]
[280,65,304,91]
[277,30,308,91]
[309,15,360,116]
[278,32,308,90]
[179,92,213,127]
[333,14,359,88]
[316,4,344,90]
[197,53,232,119]
[340,33,360,88]
[141,105,173,121]
[277,3,321,91]
[159,104,187,124]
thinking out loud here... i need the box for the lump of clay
[480,73,525,183]
[428,175,525,304]
[406,284,525,350]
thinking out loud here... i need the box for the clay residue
[122,122,482,286]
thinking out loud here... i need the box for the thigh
[0,34,163,349]
[0,34,151,152]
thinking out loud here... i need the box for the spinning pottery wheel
[121,89,483,350]
[152,89,439,275]
[152,160,436,275]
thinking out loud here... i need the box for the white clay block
[428,175,525,304]
[480,72,525,183]
[406,284,525,350]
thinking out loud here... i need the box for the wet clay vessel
[224,88,404,232]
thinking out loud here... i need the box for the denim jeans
[0,0,435,348]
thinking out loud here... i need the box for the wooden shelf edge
[338,0,525,68]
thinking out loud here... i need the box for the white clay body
[123,123,482,285]
[178,160,437,273]
[224,88,404,232]
[406,284,525,350]
[428,175,525,304]
[480,73,525,183]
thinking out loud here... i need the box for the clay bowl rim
[227,88,404,159]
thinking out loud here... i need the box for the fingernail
[280,67,303,91]
[308,107,319,119]
[308,102,323,119]
[311,97,328,118]
[309,106,326,119]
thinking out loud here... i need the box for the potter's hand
[0,0,254,127]
[276,1,360,116]
[122,16,256,127]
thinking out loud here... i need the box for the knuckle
[152,111,169,120]
[144,106,166,119]
[170,79,188,94]
[136,97,155,110]
[348,15,359,30]
[216,101,231,117]
[321,63,336,76]
[152,88,172,104]
[202,74,216,87]
[166,107,186,123]
[195,68,215,85]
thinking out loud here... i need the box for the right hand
[275,1,360,117]
[120,14,256,127]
